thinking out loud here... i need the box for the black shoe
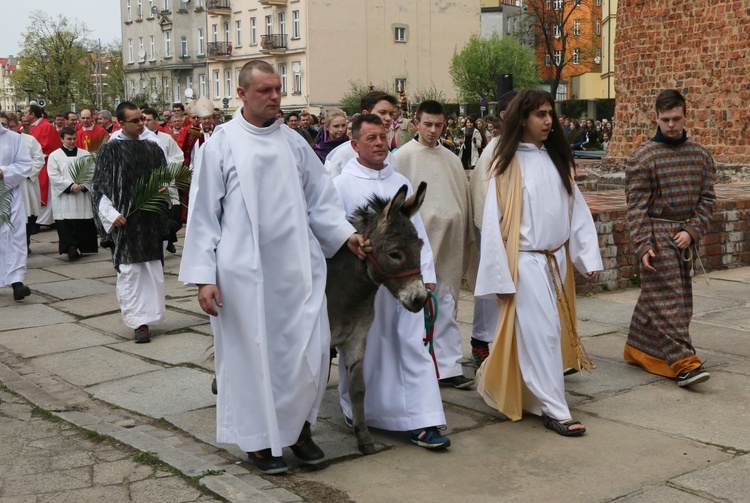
[439,375,475,389]
[211,377,218,395]
[290,421,325,465]
[249,449,288,475]
[677,366,710,387]
[67,246,80,261]
[134,325,151,343]
[12,282,31,301]
[166,242,176,254]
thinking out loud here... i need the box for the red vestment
[28,119,62,207]
[76,125,109,153]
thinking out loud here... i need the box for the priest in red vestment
[76,109,109,153]
[24,104,62,225]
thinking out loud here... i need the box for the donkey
[326,182,429,455]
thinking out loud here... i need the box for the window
[176,80,181,101]
[395,26,406,43]
[575,0,581,6]
[225,69,231,97]
[138,37,144,60]
[292,61,301,93]
[553,0,563,10]
[137,0,143,18]
[186,76,192,96]
[181,36,188,57]
[236,20,242,46]
[127,0,132,21]
[596,19,601,35]
[163,77,170,101]
[554,50,561,66]
[199,74,206,98]
[574,19,581,36]
[545,54,551,67]
[251,18,257,44]
[553,23,561,38]
[163,0,170,11]
[213,70,220,99]
[164,30,172,56]
[506,18,513,34]
[394,78,406,94]
[235,68,241,96]
[224,22,230,42]
[212,24,218,42]
[597,0,601,4]
[279,12,286,35]
[546,0,551,9]
[198,28,205,55]
[128,39,133,63]
[149,35,155,60]
[278,63,287,95]
[292,10,300,39]
[148,0,154,17]
[266,15,273,35]
[573,48,580,64]
[179,0,188,10]
[150,77,157,91]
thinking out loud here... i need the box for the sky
[1,1,122,57]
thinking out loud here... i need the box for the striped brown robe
[624,128,716,377]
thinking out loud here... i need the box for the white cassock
[395,139,473,379]
[0,124,33,287]
[20,134,44,220]
[469,138,501,343]
[334,157,445,432]
[155,130,184,207]
[475,143,602,420]
[179,115,354,456]
[47,148,93,220]
[324,140,396,179]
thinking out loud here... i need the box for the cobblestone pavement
[2,228,750,502]
[0,385,220,502]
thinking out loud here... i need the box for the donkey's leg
[339,330,375,455]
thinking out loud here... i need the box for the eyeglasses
[123,116,147,124]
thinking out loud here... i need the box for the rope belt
[650,217,709,285]
[522,244,595,373]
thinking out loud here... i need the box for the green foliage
[449,34,539,103]
[413,84,449,105]
[126,163,192,219]
[0,180,13,229]
[133,451,160,465]
[338,80,389,115]
[67,155,97,185]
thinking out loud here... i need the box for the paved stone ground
[1,228,750,502]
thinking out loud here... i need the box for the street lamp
[22,87,34,104]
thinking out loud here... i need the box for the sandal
[543,416,586,437]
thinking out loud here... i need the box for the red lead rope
[362,225,422,282]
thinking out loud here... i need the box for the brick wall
[607,0,750,166]
[576,184,750,293]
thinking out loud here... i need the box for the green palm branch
[0,180,14,229]
[125,164,193,218]
[67,155,97,185]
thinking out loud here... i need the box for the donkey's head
[352,182,428,312]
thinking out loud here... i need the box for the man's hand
[112,215,127,227]
[585,271,598,281]
[641,249,657,272]
[425,283,436,292]
[198,284,223,316]
[346,233,372,260]
[673,230,692,249]
[72,183,81,194]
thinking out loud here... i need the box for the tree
[9,12,94,115]
[449,34,539,104]
[338,80,389,115]
[525,0,601,98]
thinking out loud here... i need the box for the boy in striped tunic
[625,89,716,387]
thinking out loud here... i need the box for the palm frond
[67,155,97,185]
[125,167,174,219]
[0,180,14,229]
[165,162,193,192]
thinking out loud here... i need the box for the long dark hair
[490,89,575,195]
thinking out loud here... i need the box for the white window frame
[574,19,581,36]
[164,30,172,57]
[128,39,134,63]
[546,0,551,9]
[186,76,193,96]
[553,23,561,38]
[149,35,155,60]
[553,0,563,10]
[181,36,188,57]
[163,77,170,101]
[292,61,301,93]
[176,80,181,101]
[148,0,154,18]
[235,20,242,46]
[279,12,286,35]
[251,17,257,44]
[199,74,206,98]
[163,0,170,11]
[572,48,581,64]
[224,69,231,97]
[292,10,300,39]
[266,15,273,35]
[235,68,241,97]
[395,26,406,43]
[137,0,143,18]
[554,50,562,66]
[596,19,602,35]
[212,24,218,43]
[213,70,220,99]
[278,63,287,95]
[394,78,406,94]
[127,0,132,21]
[545,53,551,67]
[224,22,230,43]
[198,28,205,55]
[138,37,144,60]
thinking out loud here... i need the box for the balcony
[259,0,287,5]
[206,0,230,15]
[207,41,232,59]
[260,34,288,53]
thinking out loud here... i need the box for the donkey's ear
[402,182,427,218]
[380,184,408,222]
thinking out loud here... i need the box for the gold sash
[476,156,592,421]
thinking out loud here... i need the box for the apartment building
[600,0,616,99]
[0,57,21,112]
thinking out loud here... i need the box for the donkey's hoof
[358,442,376,455]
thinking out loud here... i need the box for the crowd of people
[0,67,714,478]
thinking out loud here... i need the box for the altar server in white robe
[47,127,98,260]
[0,121,33,301]
[179,61,367,475]
[475,90,602,437]
[395,100,475,389]
[335,114,451,450]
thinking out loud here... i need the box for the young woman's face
[327,116,347,140]
[466,119,475,129]
[476,119,484,129]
